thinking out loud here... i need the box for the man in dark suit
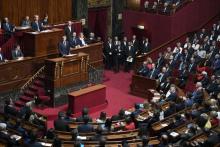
[113,41,124,72]
[0,47,5,63]
[2,17,15,36]
[148,63,159,79]
[77,32,87,47]
[131,35,139,55]
[124,42,135,72]
[212,54,220,75]
[42,14,49,26]
[165,86,177,102]
[191,82,204,104]
[58,36,70,56]
[121,36,129,65]
[188,58,197,73]
[141,37,151,54]
[104,37,114,69]
[21,16,31,27]
[158,67,169,87]
[31,15,43,32]
[156,52,165,69]
[86,32,97,44]
[77,116,94,133]
[54,112,70,132]
[69,32,79,48]
[138,61,149,77]
[11,44,24,60]
[64,21,74,41]
[76,107,92,122]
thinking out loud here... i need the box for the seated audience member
[58,36,70,56]
[54,112,70,132]
[158,134,169,147]
[210,111,219,126]
[98,136,106,147]
[11,44,24,60]
[138,61,149,76]
[4,99,18,116]
[198,71,209,88]
[158,67,169,86]
[64,21,74,41]
[0,47,6,62]
[191,82,204,104]
[156,52,165,68]
[133,103,143,116]
[148,63,159,79]
[111,109,126,121]
[65,110,73,122]
[86,32,97,44]
[69,32,79,48]
[21,16,31,27]
[164,47,172,60]
[165,86,177,102]
[53,136,62,147]
[124,117,135,130]
[212,54,220,76]
[42,14,49,26]
[206,75,220,96]
[102,118,113,132]
[96,112,107,123]
[188,57,197,73]
[77,115,94,133]
[90,125,104,141]
[2,17,15,36]
[160,78,171,93]
[164,102,176,117]
[178,66,188,88]
[31,15,43,32]
[45,128,55,140]
[0,123,17,146]
[203,133,220,146]
[76,107,92,122]
[25,131,43,147]
[77,32,87,47]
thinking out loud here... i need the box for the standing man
[58,36,70,56]
[2,17,15,37]
[64,21,74,41]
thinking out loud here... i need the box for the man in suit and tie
[11,44,24,60]
[158,67,168,85]
[131,35,139,55]
[138,61,149,77]
[77,115,94,133]
[188,58,197,73]
[0,47,5,63]
[2,17,15,37]
[122,36,129,65]
[86,32,97,44]
[141,37,151,54]
[104,37,114,69]
[69,32,78,48]
[77,32,87,47]
[31,15,43,32]
[21,16,31,27]
[156,52,165,68]
[54,112,70,132]
[58,36,70,56]
[124,42,135,72]
[148,63,159,79]
[64,21,74,41]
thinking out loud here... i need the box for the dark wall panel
[0,0,73,25]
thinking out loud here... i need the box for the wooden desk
[71,42,103,68]
[22,28,63,57]
[68,84,106,114]
[130,74,157,99]
[0,57,38,92]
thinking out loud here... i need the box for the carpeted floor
[34,70,145,128]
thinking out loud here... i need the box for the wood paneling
[0,0,73,26]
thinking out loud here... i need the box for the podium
[22,28,63,57]
[130,74,157,99]
[45,53,89,106]
[68,84,107,114]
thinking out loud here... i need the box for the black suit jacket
[54,119,69,131]
[64,26,74,41]
[77,124,94,133]
[31,21,43,31]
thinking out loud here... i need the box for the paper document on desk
[170,132,179,137]
[161,123,168,127]
[10,135,22,141]
[40,142,52,147]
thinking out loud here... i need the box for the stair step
[15,101,25,107]
[20,96,33,102]
[24,90,36,97]
[34,80,44,87]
